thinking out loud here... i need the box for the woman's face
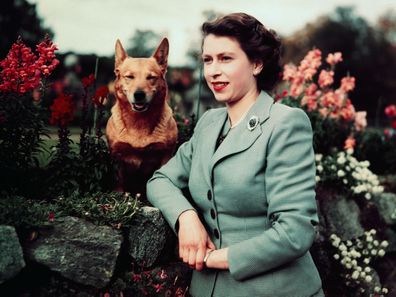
[202,34,261,105]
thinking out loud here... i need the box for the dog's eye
[147,75,157,81]
[125,75,135,80]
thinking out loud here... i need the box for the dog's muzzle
[130,90,150,112]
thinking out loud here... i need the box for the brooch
[247,115,259,131]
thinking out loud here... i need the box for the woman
[147,13,324,297]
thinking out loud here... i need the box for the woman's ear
[253,61,264,76]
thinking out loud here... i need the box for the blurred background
[1,0,396,122]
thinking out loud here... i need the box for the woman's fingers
[195,247,206,271]
[207,236,216,250]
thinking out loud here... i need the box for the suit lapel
[199,109,228,186]
[209,91,274,180]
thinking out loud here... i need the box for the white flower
[316,165,323,172]
[337,156,346,165]
[378,249,386,257]
[365,193,372,200]
[374,286,381,293]
[365,275,372,282]
[371,249,377,256]
[315,154,323,162]
[337,170,346,177]
[346,148,354,155]
[315,176,321,183]
[380,240,389,248]
[343,179,348,184]
[351,271,359,279]
[382,288,389,294]
[333,254,340,260]
[364,258,370,264]
[364,267,371,273]
[331,165,337,171]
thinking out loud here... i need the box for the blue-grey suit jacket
[147,91,323,297]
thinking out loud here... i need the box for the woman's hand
[205,247,229,270]
[178,210,216,271]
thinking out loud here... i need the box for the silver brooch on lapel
[247,115,259,131]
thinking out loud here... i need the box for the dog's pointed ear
[115,39,127,70]
[152,38,169,73]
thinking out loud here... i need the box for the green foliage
[78,135,117,194]
[0,95,49,195]
[354,129,396,175]
[0,194,57,229]
[54,191,141,228]
[174,112,195,149]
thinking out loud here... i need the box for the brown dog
[106,38,178,195]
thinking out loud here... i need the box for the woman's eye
[202,57,211,63]
[221,56,232,61]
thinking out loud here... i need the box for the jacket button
[214,228,220,239]
[207,190,212,200]
[210,208,216,219]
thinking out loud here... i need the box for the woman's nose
[206,61,221,77]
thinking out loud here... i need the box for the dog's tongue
[134,104,145,109]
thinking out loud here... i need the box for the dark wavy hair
[202,13,282,92]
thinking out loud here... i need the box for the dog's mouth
[131,103,149,112]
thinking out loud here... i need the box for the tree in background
[126,30,161,57]
[0,0,53,59]
[283,6,396,124]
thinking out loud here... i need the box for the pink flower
[392,119,396,130]
[340,104,356,122]
[340,76,355,93]
[290,81,304,97]
[354,111,367,132]
[298,49,322,80]
[283,64,297,81]
[326,52,343,66]
[344,136,356,150]
[318,70,334,88]
[385,104,396,118]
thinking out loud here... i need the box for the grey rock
[25,216,122,288]
[128,206,173,267]
[319,194,364,240]
[0,225,25,284]
[372,192,396,226]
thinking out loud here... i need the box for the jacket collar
[200,91,274,186]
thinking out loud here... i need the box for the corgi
[106,38,178,196]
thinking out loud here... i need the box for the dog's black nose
[134,90,146,102]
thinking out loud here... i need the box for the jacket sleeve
[146,110,211,235]
[227,107,318,281]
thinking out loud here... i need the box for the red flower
[392,119,396,130]
[132,273,142,282]
[82,74,95,88]
[93,85,109,106]
[0,36,59,94]
[48,212,55,222]
[49,93,75,127]
[152,283,164,293]
[385,104,396,118]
